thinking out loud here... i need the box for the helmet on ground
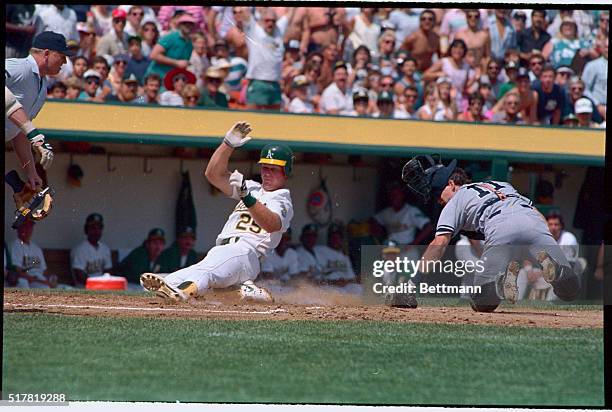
[258,144,295,176]
[401,154,457,202]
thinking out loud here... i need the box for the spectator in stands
[493,67,538,124]
[593,11,609,43]
[555,66,575,91]
[417,83,445,121]
[527,53,544,84]
[454,9,491,65]
[147,13,197,85]
[158,6,205,35]
[90,5,112,37]
[394,57,422,107]
[161,67,196,106]
[388,8,420,48]
[401,85,420,118]
[92,55,113,99]
[546,211,580,268]
[9,219,58,288]
[71,213,113,287]
[343,88,370,117]
[581,36,608,121]
[562,113,579,127]
[125,5,145,37]
[488,9,517,61]
[282,39,305,86]
[491,92,525,124]
[118,228,166,284]
[197,67,229,108]
[210,39,230,67]
[348,45,372,86]
[534,64,564,125]
[563,78,603,124]
[436,77,458,120]
[72,56,89,80]
[458,93,488,122]
[6,4,40,58]
[377,31,396,64]
[140,18,160,58]
[478,79,496,113]
[108,53,129,94]
[511,10,527,34]
[517,10,551,65]
[224,6,249,59]
[319,61,353,115]
[347,8,380,59]
[296,224,320,280]
[261,229,299,283]
[287,75,314,114]
[547,9,594,40]
[575,98,602,128]
[75,22,96,61]
[107,73,140,103]
[36,5,78,43]
[96,8,129,58]
[157,227,198,274]
[480,58,504,101]
[401,9,440,72]
[189,32,211,90]
[497,60,519,99]
[317,42,339,93]
[78,69,104,102]
[65,76,84,100]
[241,8,288,111]
[49,81,67,99]
[543,18,597,69]
[372,90,399,118]
[125,36,150,86]
[140,73,161,105]
[181,84,200,107]
[302,61,322,108]
[371,182,432,245]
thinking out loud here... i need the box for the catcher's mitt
[5,170,54,228]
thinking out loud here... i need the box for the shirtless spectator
[439,9,488,54]
[224,7,249,60]
[455,9,490,65]
[517,10,551,66]
[317,42,340,92]
[493,68,538,124]
[388,9,420,49]
[401,9,440,73]
[302,8,348,55]
[458,93,488,122]
[283,7,308,51]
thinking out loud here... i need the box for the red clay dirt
[3,288,602,329]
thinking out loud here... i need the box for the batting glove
[223,121,252,148]
[229,169,248,198]
[34,142,54,170]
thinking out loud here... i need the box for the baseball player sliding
[402,155,580,312]
[141,122,294,302]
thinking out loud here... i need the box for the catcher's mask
[401,155,457,202]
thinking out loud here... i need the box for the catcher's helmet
[258,144,295,176]
[401,155,457,202]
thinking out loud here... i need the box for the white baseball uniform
[71,240,113,277]
[296,246,320,276]
[313,245,356,282]
[374,203,431,244]
[261,248,299,282]
[164,180,293,292]
[9,238,47,288]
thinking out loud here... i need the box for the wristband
[242,193,257,208]
[23,123,37,137]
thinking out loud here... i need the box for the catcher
[402,155,580,312]
[140,121,294,302]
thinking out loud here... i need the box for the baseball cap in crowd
[292,75,309,88]
[164,67,196,90]
[574,97,593,114]
[176,13,197,25]
[112,8,127,20]
[287,39,300,50]
[122,73,139,84]
[333,60,348,72]
[563,113,578,124]
[505,61,519,71]
[516,67,530,79]
[353,88,369,102]
[83,69,102,79]
[512,10,527,21]
[380,21,396,33]
[301,224,318,236]
[205,66,224,79]
[436,76,452,85]
[113,53,129,64]
[32,31,76,56]
[67,164,84,187]
[85,213,104,227]
[178,226,196,238]
[556,66,575,76]
[377,90,394,103]
[147,228,166,242]
[560,17,578,29]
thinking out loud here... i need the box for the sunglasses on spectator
[405,93,418,99]
[530,60,543,66]
[601,17,609,22]
[558,72,571,77]
[130,11,144,16]
[114,60,127,66]
[571,86,584,91]
[488,65,500,71]
[86,78,100,85]
[381,82,393,87]
[506,100,519,106]
[420,16,434,21]
[208,77,222,83]
[174,75,187,82]
[113,18,126,24]
[186,96,198,101]
[467,14,480,19]
[383,40,395,44]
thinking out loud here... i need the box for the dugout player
[5,31,69,187]
[403,155,580,312]
[140,122,294,302]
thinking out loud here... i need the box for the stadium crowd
[6,5,608,127]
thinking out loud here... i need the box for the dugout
[4,101,605,292]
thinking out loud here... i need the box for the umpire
[5,31,73,188]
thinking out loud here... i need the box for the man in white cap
[5,31,71,186]
[574,97,602,128]
[77,69,104,102]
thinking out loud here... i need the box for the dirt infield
[3,288,602,329]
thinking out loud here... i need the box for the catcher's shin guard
[536,251,580,301]
[494,261,520,304]
[140,273,198,301]
[470,281,501,312]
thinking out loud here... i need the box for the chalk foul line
[4,303,288,315]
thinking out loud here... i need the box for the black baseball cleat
[536,251,580,301]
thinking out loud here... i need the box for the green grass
[3,314,604,406]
